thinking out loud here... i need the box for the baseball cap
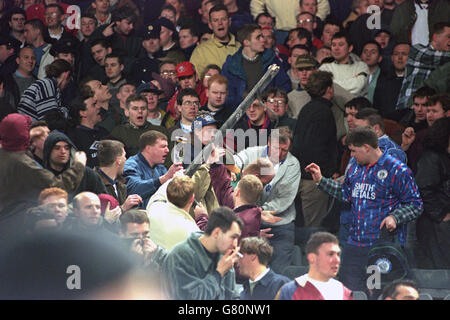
[136,82,163,95]
[139,23,161,40]
[192,112,218,131]
[50,38,78,56]
[295,54,319,69]
[0,35,21,52]
[176,61,196,78]
[154,17,176,33]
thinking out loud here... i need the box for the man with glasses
[166,61,207,118]
[170,88,200,136]
[296,12,322,49]
[264,87,296,131]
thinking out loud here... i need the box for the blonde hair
[167,176,195,208]
[237,174,263,205]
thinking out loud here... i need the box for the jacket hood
[0,113,32,152]
[43,130,77,169]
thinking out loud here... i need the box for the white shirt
[299,275,344,300]
[411,2,429,46]
[147,112,162,126]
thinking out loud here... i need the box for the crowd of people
[0,0,449,300]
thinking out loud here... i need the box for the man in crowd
[163,207,243,300]
[123,130,183,208]
[12,47,38,97]
[233,127,301,274]
[373,42,411,120]
[279,232,353,300]
[96,139,143,212]
[200,74,233,125]
[67,90,108,168]
[239,237,290,300]
[292,71,339,228]
[396,22,450,111]
[319,32,369,96]
[306,127,423,292]
[190,4,241,76]
[110,94,169,157]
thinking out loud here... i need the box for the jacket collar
[187,231,222,272]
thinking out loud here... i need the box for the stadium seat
[281,265,309,280]
[352,291,368,300]
[410,269,450,300]
[292,245,303,266]
[418,293,433,300]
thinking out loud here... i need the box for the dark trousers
[340,243,371,292]
[267,222,295,274]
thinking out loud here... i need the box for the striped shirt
[319,152,423,247]
[17,77,66,121]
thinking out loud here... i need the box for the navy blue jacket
[240,269,290,300]
[222,48,292,110]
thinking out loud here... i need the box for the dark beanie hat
[0,113,32,152]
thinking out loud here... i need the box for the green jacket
[390,0,450,44]
[110,121,170,157]
[163,231,237,300]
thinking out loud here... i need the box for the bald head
[73,192,101,227]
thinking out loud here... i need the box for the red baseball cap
[176,61,196,78]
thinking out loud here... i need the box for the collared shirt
[249,268,271,295]
[97,167,119,198]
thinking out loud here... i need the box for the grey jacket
[163,231,237,300]
[233,146,301,227]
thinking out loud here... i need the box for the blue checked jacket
[396,44,450,110]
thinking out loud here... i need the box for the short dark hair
[323,16,342,30]
[331,31,352,47]
[237,24,261,44]
[381,279,419,300]
[90,38,111,50]
[412,86,436,101]
[119,209,149,234]
[126,94,148,109]
[355,108,385,132]
[70,90,94,125]
[112,6,137,24]
[25,19,46,37]
[255,12,276,26]
[179,23,199,38]
[432,22,450,36]
[263,87,288,103]
[346,126,379,149]
[97,140,125,167]
[160,4,176,16]
[45,59,71,78]
[304,70,333,98]
[105,52,124,66]
[45,4,65,15]
[362,40,382,56]
[139,130,167,152]
[305,232,339,255]
[427,93,450,112]
[240,237,273,266]
[345,97,372,111]
[203,207,243,236]
[288,27,312,49]
[290,44,311,55]
[8,7,26,21]
[209,3,228,20]
[177,88,199,105]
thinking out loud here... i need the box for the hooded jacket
[43,131,106,199]
[0,115,85,236]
